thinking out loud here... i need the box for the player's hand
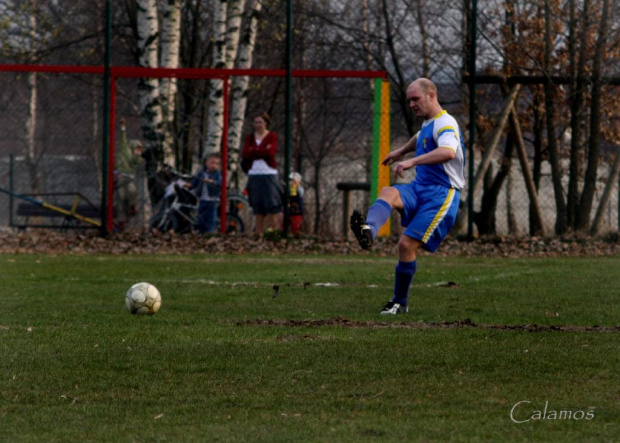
[392,159,415,180]
[382,149,404,166]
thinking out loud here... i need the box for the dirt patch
[238,317,620,333]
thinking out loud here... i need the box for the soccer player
[350,78,465,315]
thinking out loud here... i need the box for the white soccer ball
[125,282,162,315]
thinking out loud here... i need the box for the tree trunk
[25,71,40,195]
[136,0,164,205]
[590,153,620,235]
[566,0,590,228]
[575,0,612,231]
[180,0,203,173]
[474,136,514,236]
[380,0,412,134]
[510,105,546,236]
[506,167,518,234]
[471,85,520,198]
[92,84,102,193]
[204,0,228,155]
[25,2,40,194]
[225,0,246,68]
[543,0,567,234]
[361,0,374,73]
[453,0,473,235]
[473,84,521,236]
[159,0,182,166]
[530,92,544,235]
[414,0,430,78]
[228,0,262,184]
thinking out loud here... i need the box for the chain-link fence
[0,68,382,237]
[0,69,102,230]
[462,82,619,237]
[1,66,618,237]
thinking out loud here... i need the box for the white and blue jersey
[414,110,465,189]
[393,110,465,252]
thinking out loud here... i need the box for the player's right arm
[382,132,418,166]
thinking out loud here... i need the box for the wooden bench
[14,202,103,230]
[11,193,105,231]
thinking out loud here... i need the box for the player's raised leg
[350,187,403,250]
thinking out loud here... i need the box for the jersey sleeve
[434,115,461,152]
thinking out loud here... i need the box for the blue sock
[366,199,391,239]
[392,260,417,306]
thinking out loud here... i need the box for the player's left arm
[392,148,455,179]
[392,117,460,179]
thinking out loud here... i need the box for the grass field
[1,252,619,441]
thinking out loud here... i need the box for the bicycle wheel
[227,192,253,233]
[149,211,174,233]
[224,213,244,235]
[171,207,198,234]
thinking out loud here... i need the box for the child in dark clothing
[190,154,221,234]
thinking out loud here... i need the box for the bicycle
[148,170,250,235]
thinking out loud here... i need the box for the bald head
[406,78,442,120]
[411,78,437,97]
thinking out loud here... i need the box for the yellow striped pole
[371,78,391,237]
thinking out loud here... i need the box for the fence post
[220,76,229,234]
[101,0,112,235]
[9,153,14,228]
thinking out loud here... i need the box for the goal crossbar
[0,64,387,80]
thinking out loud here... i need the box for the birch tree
[228,0,262,181]
[159,0,182,165]
[136,0,164,203]
[225,0,246,68]
[203,0,229,155]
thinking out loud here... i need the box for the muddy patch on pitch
[238,317,620,333]
[275,334,322,342]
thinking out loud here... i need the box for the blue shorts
[393,182,461,252]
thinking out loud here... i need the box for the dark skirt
[247,174,283,215]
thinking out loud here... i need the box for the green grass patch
[1,253,619,441]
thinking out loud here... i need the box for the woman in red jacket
[241,112,283,234]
